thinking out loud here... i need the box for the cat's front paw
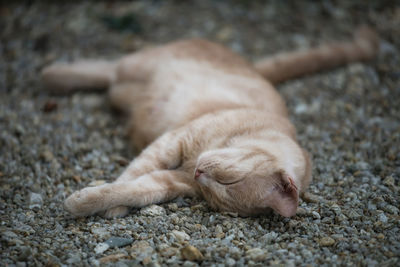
[102,206,130,218]
[64,187,100,217]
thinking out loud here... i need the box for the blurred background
[1,0,399,95]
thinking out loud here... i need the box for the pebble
[294,103,308,114]
[302,192,319,203]
[17,246,31,261]
[129,241,154,261]
[91,227,110,239]
[347,210,361,220]
[105,237,134,248]
[140,205,166,216]
[319,237,335,247]
[180,246,204,262]
[356,161,370,170]
[182,261,198,267]
[99,253,128,263]
[214,225,224,238]
[377,233,385,240]
[168,203,179,211]
[28,192,43,210]
[330,204,342,215]
[378,213,388,223]
[95,243,110,254]
[383,205,399,215]
[1,230,23,246]
[66,253,81,264]
[160,247,179,258]
[246,248,268,261]
[312,211,321,219]
[2,230,18,241]
[41,149,54,162]
[260,231,278,243]
[383,176,395,187]
[171,230,190,243]
[226,257,236,266]
[296,207,307,216]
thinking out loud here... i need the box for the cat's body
[42,27,378,218]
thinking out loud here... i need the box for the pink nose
[194,169,203,179]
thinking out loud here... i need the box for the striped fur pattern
[42,27,378,218]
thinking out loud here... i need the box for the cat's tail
[41,60,117,92]
[254,26,379,84]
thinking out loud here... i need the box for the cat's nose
[194,169,204,180]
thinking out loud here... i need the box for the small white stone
[140,205,166,216]
[94,243,109,254]
[29,192,43,210]
[171,230,190,243]
[260,231,278,243]
[312,211,321,219]
[246,248,268,261]
[226,258,236,266]
[294,103,308,114]
[378,213,388,224]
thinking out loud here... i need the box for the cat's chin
[194,172,211,187]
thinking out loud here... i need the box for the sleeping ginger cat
[42,27,378,218]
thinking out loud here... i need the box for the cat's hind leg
[41,60,117,92]
[64,170,197,217]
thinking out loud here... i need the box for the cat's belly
[125,60,286,148]
[155,61,284,124]
[127,82,246,147]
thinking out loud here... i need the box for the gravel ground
[1,1,399,266]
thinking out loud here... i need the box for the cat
[41,26,378,218]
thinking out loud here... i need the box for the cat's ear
[267,172,299,217]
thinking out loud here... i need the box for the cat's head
[194,139,311,217]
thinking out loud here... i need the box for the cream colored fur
[42,27,378,218]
